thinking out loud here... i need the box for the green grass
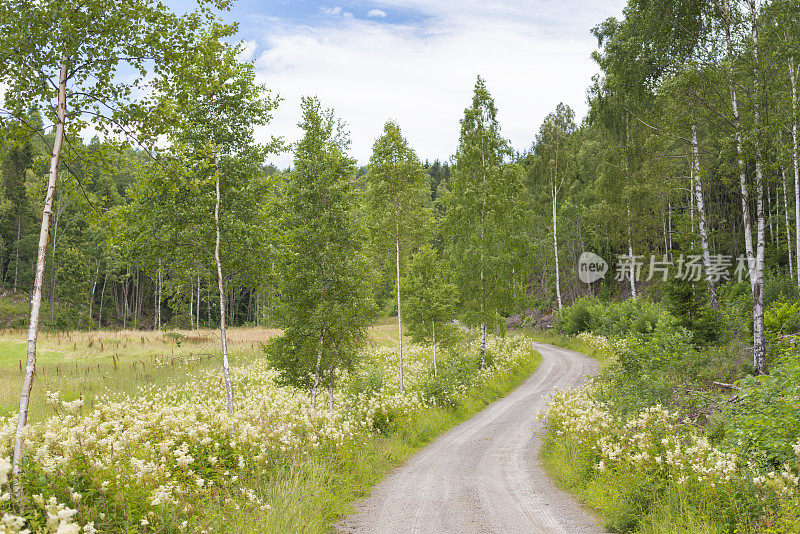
[0,318,417,419]
[521,328,615,366]
[0,327,282,420]
[3,320,542,532]
[200,344,542,533]
[540,435,755,533]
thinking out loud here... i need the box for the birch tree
[744,0,767,375]
[445,76,513,367]
[267,97,374,406]
[137,33,278,414]
[403,243,458,377]
[0,0,227,501]
[531,103,577,311]
[691,124,719,310]
[364,121,431,390]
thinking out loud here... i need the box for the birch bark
[748,0,767,375]
[783,168,793,276]
[692,125,719,310]
[12,61,68,503]
[790,58,800,287]
[395,221,404,391]
[214,164,235,415]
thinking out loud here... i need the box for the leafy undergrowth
[0,333,540,533]
[539,328,800,533]
[522,329,616,366]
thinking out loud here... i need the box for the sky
[171,0,627,168]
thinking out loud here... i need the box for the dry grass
[367,317,403,347]
[0,327,282,421]
[1,321,402,421]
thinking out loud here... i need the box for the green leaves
[403,243,458,345]
[267,97,374,391]
[0,0,229,145]
[444,76,526,326]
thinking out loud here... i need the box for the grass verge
[203,344,542,533]
[521,328,614,365]
[534,331,800,533]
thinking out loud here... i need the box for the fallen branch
[712,381,740,391]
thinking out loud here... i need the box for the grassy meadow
[0,320,541,533]
[0,320,412,420]
[0,327,281,421]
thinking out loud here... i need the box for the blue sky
[167,0,627,168]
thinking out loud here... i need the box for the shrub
[556,296,598,334]
[765,300,800,335]
[556,297,679,339]
[662,278,725,344]
[725,348,800,468]
[419,351,480,408]
[764,269,799,307]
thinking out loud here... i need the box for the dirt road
[337,342,605,534]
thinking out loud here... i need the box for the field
[0,321,541,533]
[0,327,282,421]
[0,320,414,420]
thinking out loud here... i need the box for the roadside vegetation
[541,291,800,533]
[0,327,539,533]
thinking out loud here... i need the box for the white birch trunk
[157,261,162,330]
[625,121,637,300]
[395,224,404,391]
[626,205,637,300]
[749,0,767,375]
[480,207,486,368]
[13,62,68,503]
[668,201,673,251]
[98,272,107,329]
[432,319,437,377]
[214,167,235,415]
[89,263,99,329]
[790,58,800,288]
[552,187,562,311]
[628,236,637,299]
[311,329,324,408]
[783,168,794,276]
[189,280,194,329]
[719,0,756,279]
[692,125,719,310]
[480,153,487,369]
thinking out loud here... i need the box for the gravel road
[337,342,606,534]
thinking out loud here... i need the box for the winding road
[337,342,606,534]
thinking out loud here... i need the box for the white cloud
[254,0,626,168]
[321,6,342,16]
[236,39,257,62]
[367,9,387,18]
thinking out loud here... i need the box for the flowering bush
[544,387,741,488]
[0,334,533,532]
[543,331,800,532]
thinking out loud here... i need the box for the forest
[1,0,800,532]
